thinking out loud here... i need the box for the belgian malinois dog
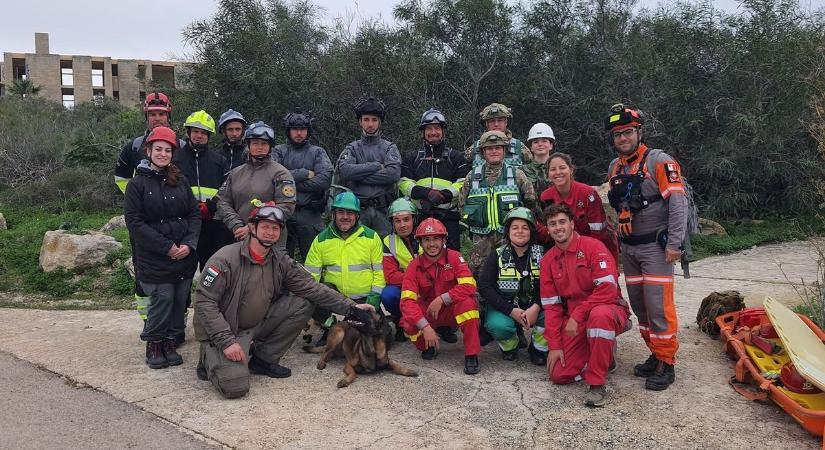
[303,310,418,388]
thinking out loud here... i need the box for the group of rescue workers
[117,93,687,407]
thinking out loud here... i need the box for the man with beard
[216,109,247,170]
[304,192,386,346]
[399,218,481,375]
[399,108,469,250]
[273,110,332,261]
[194,201,375,398]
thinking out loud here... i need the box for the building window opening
[12,58,26,80]
[60,60,74,87]
[62,88,75,108]
[111,64,118,76]
[92,61,104,87]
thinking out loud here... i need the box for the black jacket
[402,141,470,200]
[124,161,201,283]
[219,140,247,170]
[478,247,541,316]
[173,142,230,213]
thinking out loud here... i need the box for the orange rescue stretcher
[717,307,825,444]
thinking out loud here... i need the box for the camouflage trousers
[468,232,504,277]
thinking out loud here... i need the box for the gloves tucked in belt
[617,207,632,237]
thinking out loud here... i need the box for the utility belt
[619,229,668,248]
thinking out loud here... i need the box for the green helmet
[331,191,360,212]
[503,207,536,229]
[184,110,216,134]
[479,103,513,121]
[479,130,510,149]
[388,197,417,218]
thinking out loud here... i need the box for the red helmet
[145,126,178,150]
[415,218,448,238]
[144,92,172,114]
[781,362,821,394]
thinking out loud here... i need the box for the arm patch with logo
[665,163,681,183]
[202,265,221,287]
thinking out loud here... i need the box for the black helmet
[353,96,386,120]
[418,108,447,130]
[282,109,314,141]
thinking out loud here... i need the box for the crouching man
[193,201,374,398]
[541,204,630,407]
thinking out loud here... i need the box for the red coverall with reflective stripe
[537,181,619,263]
[541,232,630,386]
[400,249,481,356]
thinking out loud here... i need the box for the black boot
[501,348,518,361]
[516,327,528,349]
[394,322,407,342]
[633,354,659,378]
[145,341,168,369]
[174,332,186,346]
[528,344,547,366]
[464,355,480,375]
[421,347,437,360]
[196,361,208,381]
[645,360,676,391]
[248,356,292,378]
[163,339,183,366]
[436,326,458,344]
[479,326,493,347]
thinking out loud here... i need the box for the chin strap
[250,230,276,248]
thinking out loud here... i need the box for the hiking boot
[248,356,292,378]
[162,339,183,366]
[314,329,329,348]
[436,326,458,344]
[174,332,186,346]
[585,385,608,407]
[395,324,407,342]
[196,361,208,381]
[516,327,528,349]
[633,354,658,378]
[528,345,547,366]
[421,347,438,360]
[145,341,168,369]
[645,361,676,391]
[501,348,518,361]
[464,355,480,375]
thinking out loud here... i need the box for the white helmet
[527,122,555,143]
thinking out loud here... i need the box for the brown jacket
[215,159,297,232]
[193,237,356,350]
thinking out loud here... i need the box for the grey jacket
[193,237,356,350]
[337,133,401,204]
[272,142,332,208]
[215,159,297,232]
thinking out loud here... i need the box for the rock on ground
[100,215,126,232]
[0,212,6,230]
[39,230,122,273]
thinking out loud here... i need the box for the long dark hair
[145,142,181,186]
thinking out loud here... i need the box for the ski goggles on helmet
[251,205,285,224]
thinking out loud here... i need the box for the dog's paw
[407,370,419,377]
[337,379,351,388]
[317,361,326,370]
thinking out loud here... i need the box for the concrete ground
[0,241,822,449]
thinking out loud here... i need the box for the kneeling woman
[125,126,201,369]
[477,207,548,365]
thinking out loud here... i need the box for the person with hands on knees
[540,203,630,407]
[123,126,201,370]
[215,121,296,251]
[193,201,374,399]
[399,218,481,375]
[477,207,548,365]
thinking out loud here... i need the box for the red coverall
[541,232,630,386]
[537,181,619,263]
[400,249,481,355]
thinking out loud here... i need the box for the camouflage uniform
[464,103,533,167]
[520,158,550,196]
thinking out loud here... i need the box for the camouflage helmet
[478,130,510,150]
[479,103,513,121]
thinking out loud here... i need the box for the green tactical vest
[463,164,522,235]
[496,244,544,309]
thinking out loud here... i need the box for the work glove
[198,201,213,220]
[410,186,430,200]
[617,207,632,237]
[427,189,446,205]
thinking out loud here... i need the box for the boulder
[698,218,728,237]
[593,182,617,226]
[0,212,6,230]
[39,230,123,273]
[100,215,126,232]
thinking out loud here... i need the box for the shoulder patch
[202,265,221,287]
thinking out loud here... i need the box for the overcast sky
[1,0,822,61]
